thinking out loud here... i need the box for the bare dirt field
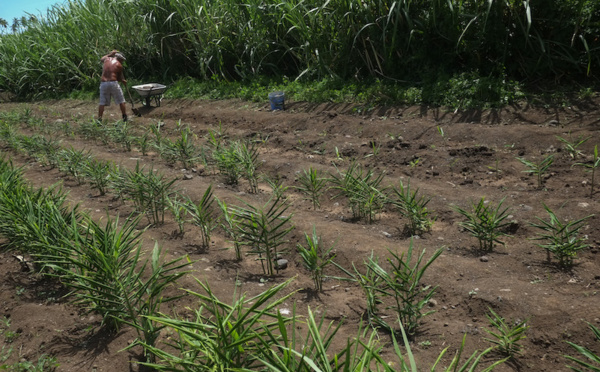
[0,95,599,371]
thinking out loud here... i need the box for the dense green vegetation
[0,0,599,107]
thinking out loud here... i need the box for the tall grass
[1,0,598,99]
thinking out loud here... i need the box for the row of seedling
[0,120,291,277]
[0,156,188,364]
[51,115,266,194]
[2,141,598,371]
[4,117,595,272]
[1,112,598,370]
[0,112,239,190]
[453,196,594,268]
[0,119,509,340]
[514,133,599,196]
[0,122,175,225]
[298,160,594,269]
[5,109,600,201]
[296,161,435,236]
[0,155,503,370]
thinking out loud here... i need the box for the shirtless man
[98,50,128,122]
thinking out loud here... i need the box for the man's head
[115,52,126,62]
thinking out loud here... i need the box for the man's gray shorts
[99,81,125,106]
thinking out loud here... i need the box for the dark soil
[0,96,599,371]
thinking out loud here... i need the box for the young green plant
[295,167,329,210]
[297,226,336,292]
[337,240,443,335]
[123,163,178,226]
[212,140,243,186]
[333,252,385,327]
[529,204,593,268]
[140,277,295,370]
[363,241,443,335]
[40,215,189,363]
[216,197,244,260]
[233,139,261,193]
[231,195,294,276]
[484,307,529,357]
[453,197,512,252]
[390,180,435,236]
[517,154,554,189]
[58,147,92,185]
[556,133,590,160]
[261,173,288,199]
[565,322,600,371]
[167,194,188,238]
[185,185,218,249]
[83,158,115,196]
[330,162,387,223]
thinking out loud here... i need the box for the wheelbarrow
[131,83,168,107]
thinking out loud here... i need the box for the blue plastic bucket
[268,91,285,111]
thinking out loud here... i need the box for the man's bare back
[101,51,126,83]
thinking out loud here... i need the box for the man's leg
[119,102,128,121]
[98,105,105,121]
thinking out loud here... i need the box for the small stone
[183,174,194,180]
[428,299,438,307]
[381,231,392,238]
[276,259,288,270]
[578,202,590,208]
[548,119,559,126]
[480,256,489,262]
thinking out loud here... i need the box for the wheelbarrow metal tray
[131,83,167,97]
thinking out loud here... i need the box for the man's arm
[118,69,127,85]
[100,50,118,62]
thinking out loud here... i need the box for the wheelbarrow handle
[124,85,141,117]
